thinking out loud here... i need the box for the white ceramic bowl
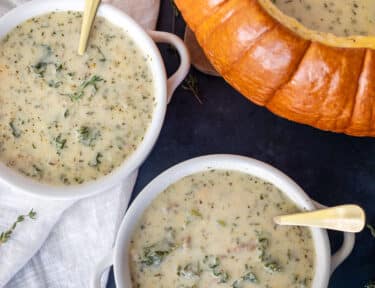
[0,0,190,199]
[92,155,355,288]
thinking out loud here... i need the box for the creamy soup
[271,0,375,36]
[129,170,315,288]
[0,12,155,185]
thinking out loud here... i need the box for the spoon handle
[274,205,366,233]
[78,0,101,55]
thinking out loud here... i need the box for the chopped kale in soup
[129,170,315,288]
[0,11,155,185]
[271,0,375,36]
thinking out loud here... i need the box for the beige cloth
[0,1,160,287]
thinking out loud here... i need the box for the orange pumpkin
[175,0,375,137]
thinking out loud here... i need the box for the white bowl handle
[313,201,355,274]
[90,250,114,288]
[148,30,190,103]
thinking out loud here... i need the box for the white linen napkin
[0,0,160,287]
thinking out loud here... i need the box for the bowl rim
[0,0,167,200]
[113,154,331,288]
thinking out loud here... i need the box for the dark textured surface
[107,1,375,287]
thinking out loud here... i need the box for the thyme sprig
[182,73,202,104]
[367,224,375,238]
[170,0,179,18]
[0,209,37,244]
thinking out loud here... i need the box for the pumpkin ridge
[194,0,247,46]
[265,41,312,107]
[345,49,368,132]
[313,49,367,131]
[175,0,229,31]
[220,22,278,75]
[345,49,375,135]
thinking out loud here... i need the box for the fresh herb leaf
[177,262,201,279]
[191,209,202,218]
[54,134,67,153]
[0,209,37,244]
[81,75,103,90]
[182,73,202,104]
[217,219,227,227]
[256,231,282,273]
[55,63,63,72]
[203,255,220,269]
[140,228,177,266]
[64,109,70,118]
[242,271,258,283]
[68,75,103,101]
[89,152,103,167]
[203,255,230,283]
[31,164,43,179]
[91,45,106,62]
[367,224,375,238]
[48,80,62,88]
[9,120,21,138]
[78,126,100,147]
[32,61,48,77]
[141,246,170,266]
[264,261,282,273]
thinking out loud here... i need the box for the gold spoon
[78,0,101,55]
[274,205,366,233]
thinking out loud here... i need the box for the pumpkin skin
[175,0,375,136]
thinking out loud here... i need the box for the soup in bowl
[0,0,190,199]
[91,155,355,288]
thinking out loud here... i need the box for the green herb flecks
[367,224,375,238]
[182,73,202,104]
[64,109,70,118]
[177,262,202,279]
[89,152,103,167]
[69,75,104,101]
[54,134,67,154]
[31,45,53,77]
[256,231,282,273]
[91,45,106,62]
[231,266,258,288]
[48,80,62,88]
[140,227,177,266]
[217,219,227,227]
[0,209,37,244]
[203,255,230,283]
[292,274,310,288]
[32,61,48,77]
[81,75,103,90]
[78,126,100,147]
[191,209,202,218]
[31,164,43,179]
[242,268,258,283]
[9,120,21,138]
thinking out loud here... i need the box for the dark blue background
[107,1,375,287]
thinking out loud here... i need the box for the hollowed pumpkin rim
[259,0,375,49]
